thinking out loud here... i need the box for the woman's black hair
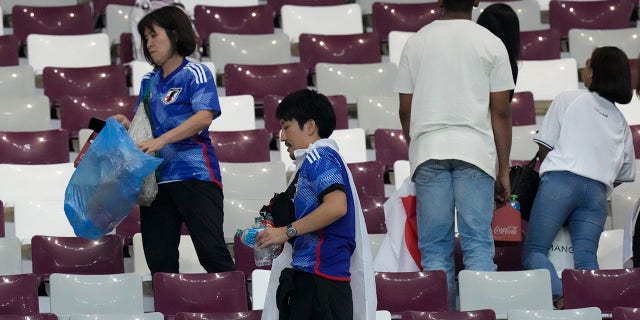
[589,46,632,104]
[477,3,520,97]
[442,0,476,12]
[276,89,336,139]
[137,6,196,66]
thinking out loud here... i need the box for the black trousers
[277,268,353,320]
[140,179,235,274]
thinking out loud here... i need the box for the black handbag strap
[284,170,301,198]
[513,153,538,191]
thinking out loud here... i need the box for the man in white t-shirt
[394,0,514,307]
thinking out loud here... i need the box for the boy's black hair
[276,89,336,138]
[137,6,196,66]
[441,0,475,12]
[589,46,632,104]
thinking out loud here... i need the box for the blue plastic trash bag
[64,118,162,239]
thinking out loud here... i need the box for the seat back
[371,2,439,41]
[281,4,363,43]
[68,313,164,320]
[209,95,256,132]
[597,229,625,269]
[105,4,134,45]
[93,0,136,20]
[393,160,410,189]
[618,92,640,126]
[0,35,19,66]
[519,29,562,61]
[220,161,287,198]
[209,129,272,163]
[374,128,408,172]
[59,95,137,139]
[224,62,308,104]
[194,4,274,47]
[0,163,75,207]
[360,196,387,234]
[183,0,261,15]
[209,33,291,74]
[511,125,539,161]
[174,310,262,320]
[347,161,386,198]
[132,233,206,278]
[562,268,640,314]
[43,65,129,107]
[472,0,544,31]
[153,271,249,316]
[0,129,69,164]
[315,62,397,103]
[31,234,125,281]
[568,28,640,69]
[613,307,640,320]
[0,314,59,320]
[549,0,631,39]
[401,309,497,320]
[388,31,414,66]
[299,33,381,73]
[114,206,141,246]
[329,128,368,163]
[357,95,402,134]
[458,270,554,316]
[12,4,94,47]
[49,273,144,315]
[223,198,271,243]
[507,307,602,320]
[251,269,270,310]
[0,237,22,275]
[14,200,76,244]
[0,95,50,132]
[233,236,270,282]
[511,91,536,126]
[0,65,36,97]
[514,58,578,101]
[375,270,449,315]
[0,273,40,315]
[27,33,111,74]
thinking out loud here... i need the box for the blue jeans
[414,159,497,308]
[522,171,607,299]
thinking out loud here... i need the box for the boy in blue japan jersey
[256,89,358,320]
[113,6,234,274]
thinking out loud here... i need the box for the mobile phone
[88,117,107,132]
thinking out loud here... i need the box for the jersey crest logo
[163,88,182,104]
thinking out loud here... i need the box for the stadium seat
[511,91,536,126]
[0,96,50,132]
[0,65,36,97]
[183,0,261,15]
[401,309,497,320]
[220,161,287,198]
[357,96,402,134]
[27,33,111,74]
[0,314,59,320]
[233,236,270,282]
[194,4,274,48]
[31,234,125,281]
[0,236,21,275]
[568,28,640,69]
[114,205,141,247]
[472,0,545,32]
[315,62,397,103]
[224,63,308,104]
[388,31,414,66]
[0,273,40,315]
[281,4,363,43]
[562,268,640,315]
[507,307,602,320]
[348,161,386,198]
[152,271,248,319]
[174,311,262,320]
[393,160,410,189]
[0,163,75,207]
[14,200,75,244]
[371,2,440,42]
[223,198,271,243]
[299,33,381,74]
[549,0,632,39]
[104,4,135,45]
[59,95,137,139]
[12,3,94,48]
[374,129,408,172]
[209,95,256,132]
[519,29,561,61]
[613,307,640,320]
[458,269,554,318]
[208,33,292,74]
[209,129,272,163]
[250,269,270,310]
[375,270,449,317]
[68,313,163,320]
[360,196,387,234]
[0,35,19,66]
[0,129,70,164]
[49,273,144,316]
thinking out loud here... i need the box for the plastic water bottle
[236,217,281,266]
[509,194,521,212]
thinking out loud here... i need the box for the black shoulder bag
[509,153,540,221]
[259,171,300,228]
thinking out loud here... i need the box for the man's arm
[255,189,347,248]
[399,93,413,145]
[490,90,512,205]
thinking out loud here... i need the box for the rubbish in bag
[64,118,162,239]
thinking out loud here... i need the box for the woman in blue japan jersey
[113,6,234,274]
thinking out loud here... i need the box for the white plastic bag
[548,227,574,278]
[128,104,158,206]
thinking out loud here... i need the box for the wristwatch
[286,223,298,238]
